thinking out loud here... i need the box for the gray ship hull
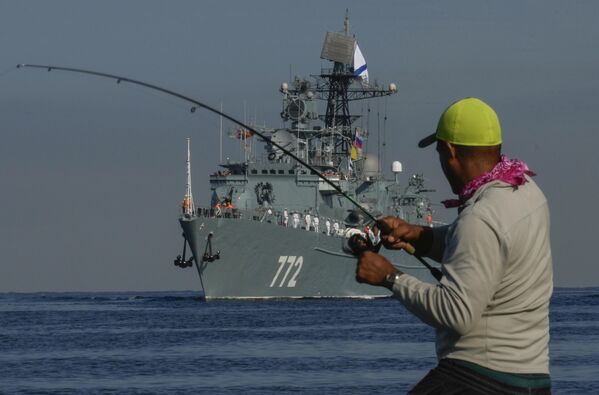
[180,215,436,299]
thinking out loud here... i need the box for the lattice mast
[316,11,397,157]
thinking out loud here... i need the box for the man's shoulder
[478,177,547,210]
[461,178,548,233]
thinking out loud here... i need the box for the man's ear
[445,141,458,159]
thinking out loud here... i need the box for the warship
[175,15,441,299]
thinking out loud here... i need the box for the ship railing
[194,207,244,220]
[193,206,299,225]
[184,206,441,235]
[190,206,353,238]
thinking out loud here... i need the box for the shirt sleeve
[392,214,506,335]
[426,224,450,262]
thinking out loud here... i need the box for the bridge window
[270,169,276,174]
[261,169,268,174]
[251,169,258,174]
[278,170,284,175]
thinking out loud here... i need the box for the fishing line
[16,63,441,281]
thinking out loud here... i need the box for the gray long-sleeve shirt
[391,177,553,374]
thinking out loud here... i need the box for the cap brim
[418,133,437,148]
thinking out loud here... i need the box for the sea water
[1,288,597,394]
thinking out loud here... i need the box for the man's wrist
[384,269,404,289]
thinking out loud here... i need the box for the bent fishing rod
[16,63,442,281]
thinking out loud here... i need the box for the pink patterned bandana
[442,155,536,208]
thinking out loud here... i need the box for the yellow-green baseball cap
[418,97,502,148]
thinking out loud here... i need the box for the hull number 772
[270,256,304,288]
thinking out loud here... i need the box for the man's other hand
[356,251,401,288]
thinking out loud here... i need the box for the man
[313,216,320,233]
[356,98,553,394]
[292,212,300,229]
[283,208,289,227]
[333,221,340,236]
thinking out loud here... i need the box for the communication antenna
[219,102,223,162]
[344,8,349,36]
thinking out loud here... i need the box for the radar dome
[392,161,403,173]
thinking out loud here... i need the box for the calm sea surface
[1,288,597,394]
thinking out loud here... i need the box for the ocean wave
[0,292,205,303]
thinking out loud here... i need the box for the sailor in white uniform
[313,216,319,233]
[283,208,289,227]
[333,221,340,236]
[325,219,331,236]
[305,213,312,230]
[292,212,300,229]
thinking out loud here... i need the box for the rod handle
[403,243,416,255]
[375,219,417,255]
[375,219,442,282]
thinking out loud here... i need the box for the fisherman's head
[418,98,502,194]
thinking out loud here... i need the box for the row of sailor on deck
[280,208,340,236]
[197,203,345,236]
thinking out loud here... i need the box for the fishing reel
[344,219,397,256]
[347,234,380,256]
[345,225,384,257]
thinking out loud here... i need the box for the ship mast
[316,13,397,164]
[182,137,195,217]
[277,13,397,178]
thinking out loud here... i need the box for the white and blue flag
[353,43,368,85]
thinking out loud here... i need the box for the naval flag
[353,43,368,85]
[352,130,364,160]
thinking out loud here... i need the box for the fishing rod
[17,64,373,219]
[16,63,442,281]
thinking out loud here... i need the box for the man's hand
[356,251,402,289]
[375,216,432,255]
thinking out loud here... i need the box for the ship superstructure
[175,15,439,299]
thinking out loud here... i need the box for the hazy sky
[1,0,597,291]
